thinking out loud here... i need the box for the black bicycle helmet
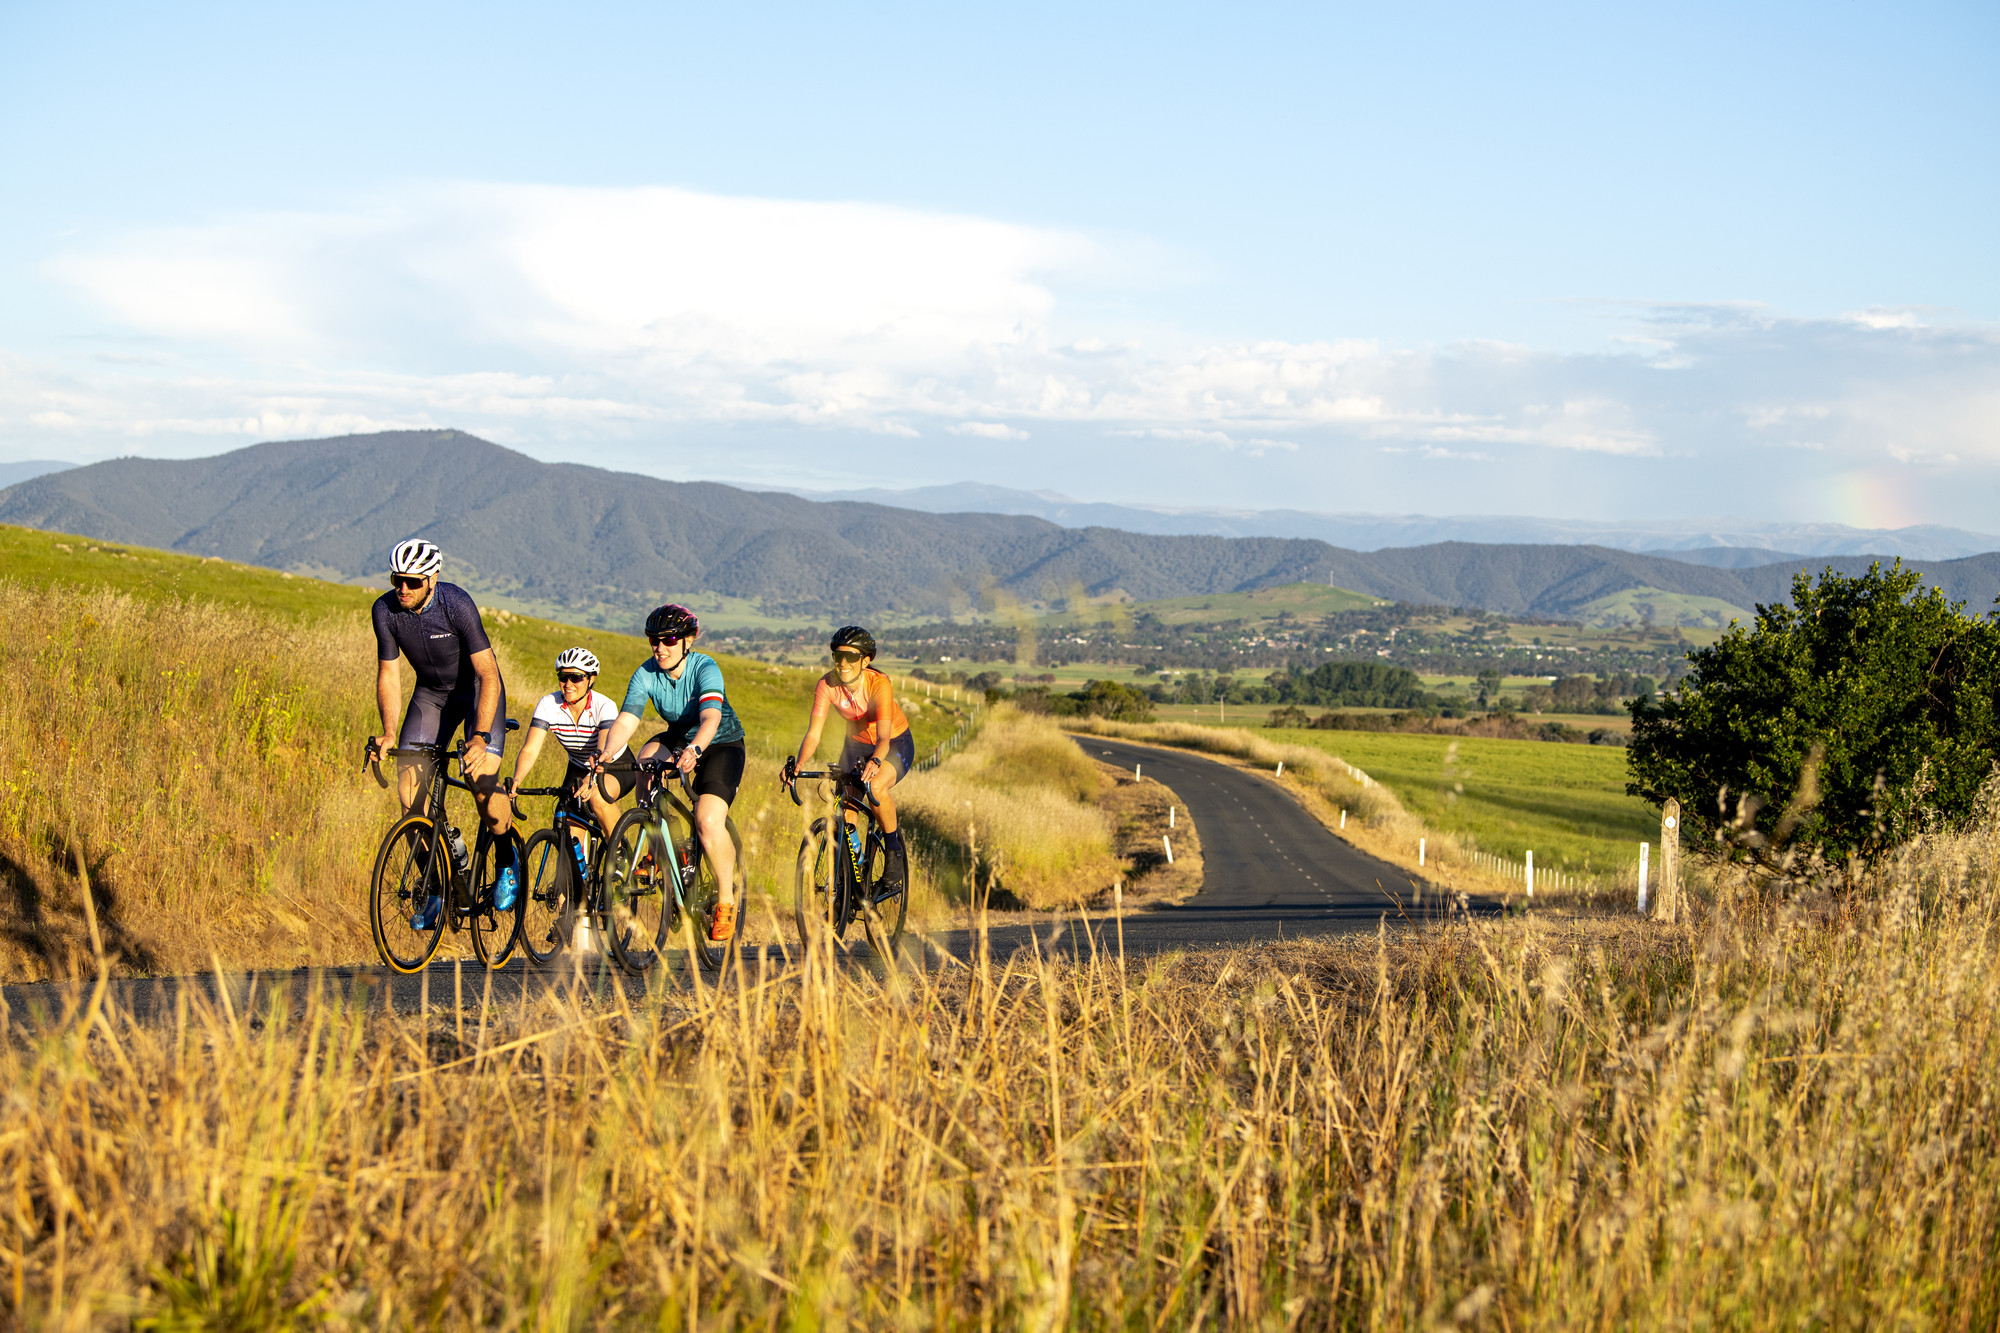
[829,625,877,659]
[645,603,700,641]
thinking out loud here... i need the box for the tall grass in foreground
[899,704,1121,909]
[7,828,2000,1326]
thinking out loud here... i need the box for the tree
[1072,678,1155,722]
[1626,563,2000,859]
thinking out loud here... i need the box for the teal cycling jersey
[620,652,746,748]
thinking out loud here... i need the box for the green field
[1122,581,1384,626]
[1274,727,1653,872]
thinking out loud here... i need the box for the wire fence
[914,688,987,774]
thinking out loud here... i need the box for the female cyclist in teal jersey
[596,604,747,942]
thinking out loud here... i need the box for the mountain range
[3,430,1996,631]
[786,481,1999,561]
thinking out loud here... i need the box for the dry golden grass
[7,822,2000,1327]
[898,705,1122,910]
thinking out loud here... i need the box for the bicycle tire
[602,807,673,974]
[794,814,851,947]
[369,814,448,974]
[861,827,908,960]
[470,829,524,969]
[664,790,741,973]
[517,828,572,966]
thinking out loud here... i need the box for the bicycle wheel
[517,828,572,966]
[860,827,908,960]
[603,808,673,974]
[469,829,524,969]
[794,815,851,947]
[369,814,448,974]
[665,791,742,973]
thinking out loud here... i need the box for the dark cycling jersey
[374,581,508,757]
[372,582,492,692]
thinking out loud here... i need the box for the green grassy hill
[0,522,975,980]
[0,523,965,762]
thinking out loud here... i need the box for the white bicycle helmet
[554,646,600,675]
[389,538,443,578]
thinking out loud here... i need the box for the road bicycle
[785,760,908,959]
[592,751,742,975]
[365,723,524,974]
[505,771,605,968]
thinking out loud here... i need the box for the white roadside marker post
[1526,849,1535,899]
[1418,837,1425,868]
[1276,761,1283,777]
[1169,806,1175,829]
[1134,763,1141,782]
[1637,841,1650,914]
[1162,836,1174,864]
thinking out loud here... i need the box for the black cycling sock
[884,828,904,852]
[497,838,517,870]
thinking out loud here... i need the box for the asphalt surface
[941,735,1452,962]
[0,735,1468,1023]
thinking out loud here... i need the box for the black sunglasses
[557,671,590,684]
[650,635,683,648]
[390,574,428,590]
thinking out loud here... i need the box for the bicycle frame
[378,741,485,914]
[790,764,891,936]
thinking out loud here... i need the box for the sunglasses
[650,635,683,648]
[557,671,590,684]
[390,575,428,590]
[831,649,867,664]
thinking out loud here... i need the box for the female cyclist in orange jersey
[786,626,913,892]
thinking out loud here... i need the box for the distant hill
[789,481,2000,561]
[4,430,1997,629]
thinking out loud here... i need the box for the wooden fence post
[1657,799,1681,923]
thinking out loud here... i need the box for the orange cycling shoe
[708,900,737,943]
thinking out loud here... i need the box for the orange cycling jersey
[812,667,910,747]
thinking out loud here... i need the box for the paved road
[0,737,1470,1021]
[939,736,1452,962]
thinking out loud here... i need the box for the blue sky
[2,0,1995,526]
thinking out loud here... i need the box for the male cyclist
[595,604,746,942]
[366,539,517,927]
[784,626,912,895]
[508,647,630,836]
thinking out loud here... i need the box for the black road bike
[591,752,741,975]
[507,772,605,968]
[786,761,908,958]
[365,722,524,974]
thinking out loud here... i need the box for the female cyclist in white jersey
[507,647,631,834]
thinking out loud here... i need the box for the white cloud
[9,181,2000,523]
[949,422,1029,440]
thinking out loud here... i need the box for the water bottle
[445,826,470,877]
[572,836,589,882]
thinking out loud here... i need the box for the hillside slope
[6,429,1997,626]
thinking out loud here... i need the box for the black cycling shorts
[648,735,746,805]
[399,682,508,757]
[841,729,915,781]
